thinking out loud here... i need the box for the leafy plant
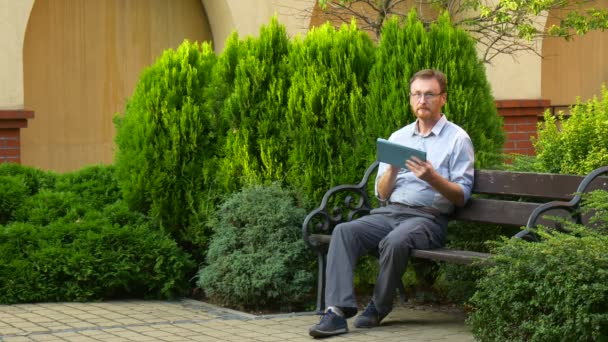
[196,183,313,310]
[534,85,608,175]
[54,165,121,209]
[0,176,29,225]
[0,217,194,304]
[114,40,218,254]
[467,191,608,341]
[0,163,56,195]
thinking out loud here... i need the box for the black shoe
[353,301,388,328]
[309,308,348,338]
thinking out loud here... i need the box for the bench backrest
[456,169,608,227]
[302,162,608,242]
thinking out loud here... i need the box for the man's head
[408,69,447,122]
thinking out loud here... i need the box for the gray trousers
[324,205,448,315]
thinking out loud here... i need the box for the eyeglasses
[409,92,443,101]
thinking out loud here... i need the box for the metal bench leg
[396,280,407,304]
[315,252,327,314]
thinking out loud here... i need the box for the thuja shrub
[196,183,313,310]
[534,85,608,174]
[12,190,86,226]
[467,191,608,341]
[54,165,121,209]
[0,176,28,225]
[0,162,56,195]
[366,11,504,168]
[217,17,292,193]
[114,40,218,253]
[285,21,376,202]
[0,216,194,304]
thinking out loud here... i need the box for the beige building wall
[203,0,315,53]
[0,0,35,109]
[1,0,606,171]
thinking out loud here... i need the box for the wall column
[0,110,34,164]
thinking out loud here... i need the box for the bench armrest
[302,161,379,250]
[517,165,608,240]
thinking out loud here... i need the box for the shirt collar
[413,114,448,137]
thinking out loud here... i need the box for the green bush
[13,190,86,226]
[0,176,29,225]
[217,17,292,192]
[114,40,218,254]
[0,163,57,195]
[54,165,121,209]
[196,183,313,310]
[467,191,608,341]
[0,216,194,304]
[284,21,376,201]
[534,85,608,174]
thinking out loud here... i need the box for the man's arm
[376,165,400,201]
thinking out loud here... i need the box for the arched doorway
[23,0,212,171]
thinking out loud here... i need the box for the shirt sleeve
[449,135,475,203]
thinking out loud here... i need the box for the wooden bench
[302,161,608,312]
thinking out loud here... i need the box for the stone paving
[0,299,474,341]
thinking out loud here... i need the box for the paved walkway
[0,299,474,341]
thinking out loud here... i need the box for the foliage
[366,12,504,168]
[467,191,608,341]
[317,0,608,62]
[0,162,56,195]
[285,21,376,201]
[196,183,313,310]
[54,165,121,209]
[13,190,86,226]
[0,176,29,225]
[0,217,194,304]
[533,85,608,175]
[113,40,218,254]
[217,17,292,192]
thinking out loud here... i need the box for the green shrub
[0,176,29,224]
[217,17,292,192]
[13,190,86,226]
[0,216,194,304]
[114,40,218,254]
[284,21,376,202]
[0,163,57,195]
[54,165,121,209]
[467,191,608,341]
[534,85,608,174]
[196,183,313,310]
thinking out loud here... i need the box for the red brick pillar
[0,110,35,164]
[496,99,550,155]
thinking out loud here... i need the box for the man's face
[409,78,446,121]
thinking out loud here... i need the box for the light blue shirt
[375,115,475,214]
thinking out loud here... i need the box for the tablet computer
[376,138,426,167]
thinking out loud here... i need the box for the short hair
[409,69,447,94]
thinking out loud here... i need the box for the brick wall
[0,110,34,164]
[496,99,550,156]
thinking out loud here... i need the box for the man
[308,69,475,338]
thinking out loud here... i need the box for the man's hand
[405,156,434,182]
[406,156,466,207]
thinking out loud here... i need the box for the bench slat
[473,170,584,200]
[453,198,539,226]
[411,248,491,264]
[309,234,490,264]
